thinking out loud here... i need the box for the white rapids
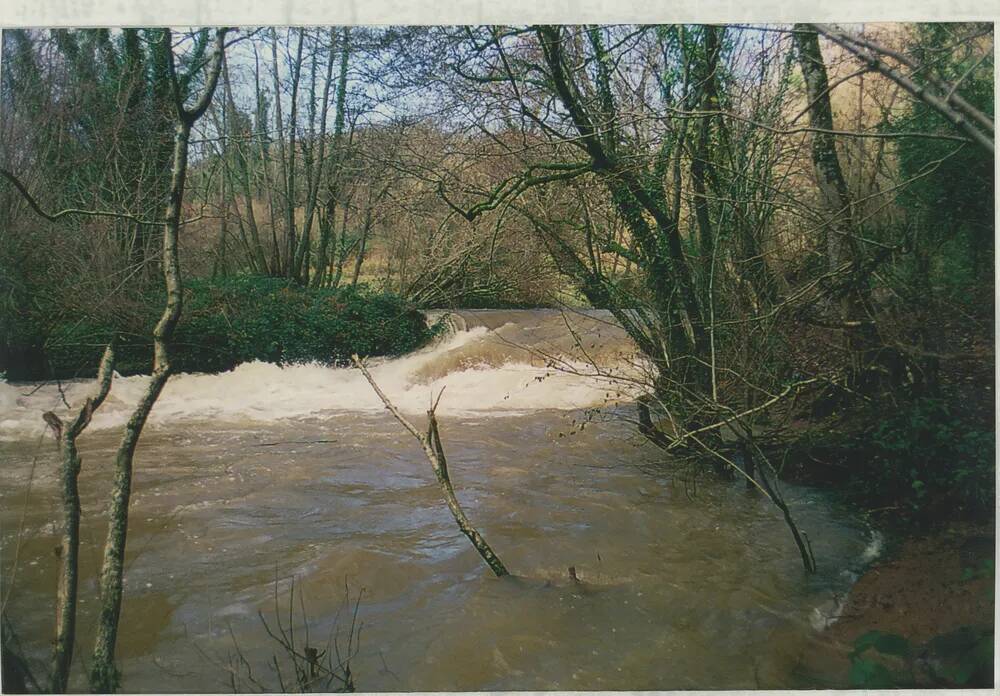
[0,309,646,440]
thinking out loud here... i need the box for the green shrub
[849,630,912,688]
[856,398,995,519]
[848,626,994,688]
[43,276,434,377]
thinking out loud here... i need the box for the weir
[0,310,644,441]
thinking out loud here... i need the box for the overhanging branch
[1,169,162,226]
[812,24,994,154]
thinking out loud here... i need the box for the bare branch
[1,169,162,226]
[353,355,510,577]
[812,23,994,153]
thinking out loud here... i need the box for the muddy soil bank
[799,521,995,687]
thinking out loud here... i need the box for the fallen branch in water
[352,354,510,577]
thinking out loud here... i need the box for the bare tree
[88,27,229,692]
[42,343,115,692]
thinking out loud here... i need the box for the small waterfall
[0,310,643,440]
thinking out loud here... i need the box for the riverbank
[4,276,434,380]
[801,520,995,687]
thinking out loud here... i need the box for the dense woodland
[0,22,995,691]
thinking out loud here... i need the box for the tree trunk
[89,29,227,693]
[351,207,373,287]
[536,26,709,385]
[794,25,878,390]
[312,28,350,288]
[691,25,722,291]
[45,344,115,693]
[295,28,337,284]
[331,204,354,289]
[793,26,852,272]
[224,54,270,275]
[282,29,304,279]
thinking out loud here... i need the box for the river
[0,310,878,690]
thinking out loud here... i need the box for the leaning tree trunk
[44,343,115,693]
[535,26,709,385]
[793,25,879,391]
[88,28,228,693]
[793,26,853,273]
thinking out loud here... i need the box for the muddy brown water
[0,310,876,691]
